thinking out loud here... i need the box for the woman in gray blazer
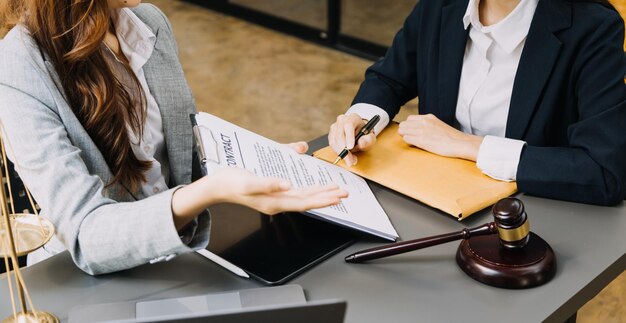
[0,0,347,275]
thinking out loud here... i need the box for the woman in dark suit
[329,0,626,205]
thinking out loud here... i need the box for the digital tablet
[204,203,358,285]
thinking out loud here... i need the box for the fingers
[297,141,309,153]
[244,176,292,195]
[398,124,419,136]
[400,114,429,130]
[263,197,333,215]
[356,133,376,152]
[398,119,424,137]
[344,152,357,167]
[297,192,346,210]
[245,181,351,215]
[316,184,348,195]
[398,118,423,147]
[266,186,350,214]
[328,123,338,151]
[332,115,345,151]
[334,115,348,152]
[282,184,348,198]
[329,114,362,154]
[281,184,334,196]
[286,141,309,154]
[344,114,364,150]
[292,186,349,210]
[343,121,356,150]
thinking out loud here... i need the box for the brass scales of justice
[0,123,58,323]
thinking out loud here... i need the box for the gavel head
[492,197,530,250]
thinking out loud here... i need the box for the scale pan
[0,213,55,257]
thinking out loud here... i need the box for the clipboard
[313,123,517,220]
[190,114,219,176]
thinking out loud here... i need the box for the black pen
[333,115,380,165]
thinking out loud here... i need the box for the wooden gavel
[345,197,531,263]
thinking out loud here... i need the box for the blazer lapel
[438,0,470,125]
[142,28,194,187]
[506,0,571,139]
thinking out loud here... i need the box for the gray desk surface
[2,137,625,323]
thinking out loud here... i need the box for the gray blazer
[0,4,210,275]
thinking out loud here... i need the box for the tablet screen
[206,203,357,285]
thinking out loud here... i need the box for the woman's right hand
[328,113,377,166]
[172,168,349,229]
[209,168,348,215]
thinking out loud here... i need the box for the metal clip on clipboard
[190,114,221,175]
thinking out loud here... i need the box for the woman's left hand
[398,114,483,161]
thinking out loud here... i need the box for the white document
[192,112,398,241]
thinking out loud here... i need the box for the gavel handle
[345,222,497,263]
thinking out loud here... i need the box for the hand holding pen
[328,114,380,166]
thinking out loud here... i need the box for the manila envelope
[313,123,517,220]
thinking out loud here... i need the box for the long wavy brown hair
[1,0,150,191]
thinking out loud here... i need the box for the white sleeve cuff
[346,103,390,136]
[476,135,526,182]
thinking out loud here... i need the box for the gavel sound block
[345,198,556,289]
[456,198,556,289]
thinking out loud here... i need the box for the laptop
[68,285,346,323]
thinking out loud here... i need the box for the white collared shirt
[348,0,538,181]
[110,8,171,197]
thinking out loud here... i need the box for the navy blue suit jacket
[353,0,626,205]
